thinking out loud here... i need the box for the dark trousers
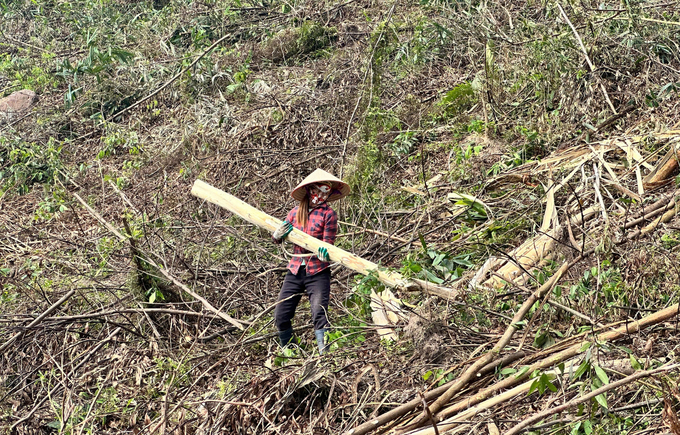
[275,267,331,331]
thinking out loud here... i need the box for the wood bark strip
[643,144,680,189]
[191,179,457,299]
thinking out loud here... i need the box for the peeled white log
[191,180,456,299]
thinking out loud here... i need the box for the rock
[0,89,39,121]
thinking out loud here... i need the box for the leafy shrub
[262,21,337,64]
[402,238,473,284]
[438,82,477,117]
[0,136,63,194]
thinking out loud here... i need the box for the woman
[271,169,350,354]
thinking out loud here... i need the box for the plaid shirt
[273,202,338,276]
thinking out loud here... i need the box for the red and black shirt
[273,202,338,276]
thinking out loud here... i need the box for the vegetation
[2,0,680,433]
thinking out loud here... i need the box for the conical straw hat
[291,169,350,202]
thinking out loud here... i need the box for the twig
[0,289,76,353]
[338,220,413,244]
[6,308,219,323]
[419,392,440,435]
[503,274,603,327]
[557,3,617,114]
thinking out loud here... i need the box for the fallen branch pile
[347,129,680,434]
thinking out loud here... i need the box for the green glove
[317,246,330,262]
[273,220,293,241]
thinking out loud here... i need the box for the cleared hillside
[2,0,680,433]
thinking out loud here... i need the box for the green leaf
[45,421,61,429]
[528,378,540,395]
[226,83,241,93]
[546,379,558,392]
[583,420,593,434]
[419,233,427,251]
[538,375,548,395]
[515,366,531,379]
[423,370,433,381]
[422,269,444,284]
[572,360,590,380]
[558,362,565,375]
[594,365,609,385]
[512,320,527,330]
[571,421,582,435]
[579,341,592,352]
[593,392,608,409]
[630,354,642,370]
[499,367,517,376]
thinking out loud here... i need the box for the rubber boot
[278,327,294,348]
[314,329,329,355]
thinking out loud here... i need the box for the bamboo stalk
[623,193,678,229]
[405,362,580,435]
[73,189,247,331]
[348,301,679,435]
[504,363,680,435]
[432,304,680,422]
[347,262,570,435]
[413,261,569,423]
[191,180,457,299]
[404,306,680,435]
